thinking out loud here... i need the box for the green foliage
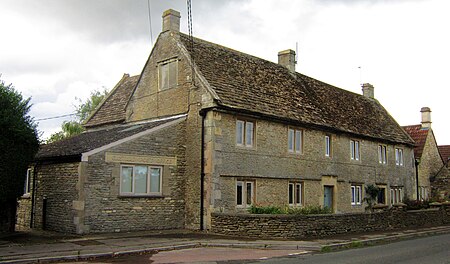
[403,198,430,210]
[286,205,332,215]
[0,78,39,204]
[364,184,380,212]
[47,88,108,143]
[248,205,332,215]
[321,246,331,253]
[248,205,284,214]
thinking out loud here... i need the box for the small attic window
[158,58,178,90]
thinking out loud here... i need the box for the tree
[47,88,108,143]
[0,79,39,232]
[364,184,380,213]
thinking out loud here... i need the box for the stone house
[18,9,416,234]
[402,107,446,200]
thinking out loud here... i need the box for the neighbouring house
[402,107,445,200]
[17,9,416,234]
[433,145,450,200]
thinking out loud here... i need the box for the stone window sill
[118,195,165,199]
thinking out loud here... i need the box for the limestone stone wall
[420,130,445,197]
[76,121,187,234]
[32,162,80,233]
[206,111,415,222]
[211,205,450,239]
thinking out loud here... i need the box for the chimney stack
[278,49,296,72]
[162,9,181,32]
[361,83,374,99]
[421,107,431,129]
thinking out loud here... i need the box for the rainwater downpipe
[415,159,420,200]
[200,110,206,231]
[30,162,40,228]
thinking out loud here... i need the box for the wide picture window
[120,165,162,196]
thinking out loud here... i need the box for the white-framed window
[158,59,178,90]
[378,145,387,164]
[395,148,404,166]
[288,182,303,206]
[236,119,255,147]
[325,135,331,157]
[288,128,303,153]
[23,168,31,195]
[120,165,162,196]
[351,185,362,205]
[350,140,360,161]
[419,186,428,201]
[390,187,403,204]
[236,180,254,207]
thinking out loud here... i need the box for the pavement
[1,225,450,263]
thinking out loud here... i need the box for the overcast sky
[1,0,449,145]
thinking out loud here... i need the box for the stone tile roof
[179,33,413,145]
[402,125,429,159]
[84,74,140,128]
[438,145,450,163]
[36,117,182,161]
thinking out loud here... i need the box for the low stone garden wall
[211,205,450,239]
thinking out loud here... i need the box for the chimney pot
[361,83,375,99]
[420,107,431,129]
[278,49,296,72]
[162,9,181,32]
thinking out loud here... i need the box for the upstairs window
[158,59,178,90]
[288,182,303,206]
[236,181,254,207]
[325,135,331,157]
[288,128,303,153]
[378,145,387,164]
[236,119,255,147]
[120,165,162,196]
[350,140,360,161]
[395,148,404,166]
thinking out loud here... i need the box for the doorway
[323,186,333,210]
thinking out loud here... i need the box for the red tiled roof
[402,124,429,159]
[438,145,450,163]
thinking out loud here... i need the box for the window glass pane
[296,184,301,204]
[150,168,161,193]
[169,61,177,88]
[355,141,360,160]
[121,166,133,193]
[395,149,399,165]
[134,166,148,194]
[246,182,253,205]
[246,122,254,146]
[377,188,385,204]
[356,186,361,204]
[350,141,355,159]
[325,136,330,156]
[236,121,244,145]
[399,149,403,166]
[288,183,294,204]
[159,63,169,90]
[351,186,355,204]
[236,182,243,205]
[288,129,294,151]
[295,130,302,152]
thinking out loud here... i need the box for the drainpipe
[415,159,420,201]
[200,112,205,231]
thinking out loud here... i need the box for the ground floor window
[351,185,362,205]
[390,187,403,204]
[377,187,386,204]
[236,181,254,207]
[288,182,303,206]
[418,186,428,201]
[120,164,162,196]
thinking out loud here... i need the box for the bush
[248,205,332,215]
[287,205,332,215]
[248,205,284,214]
